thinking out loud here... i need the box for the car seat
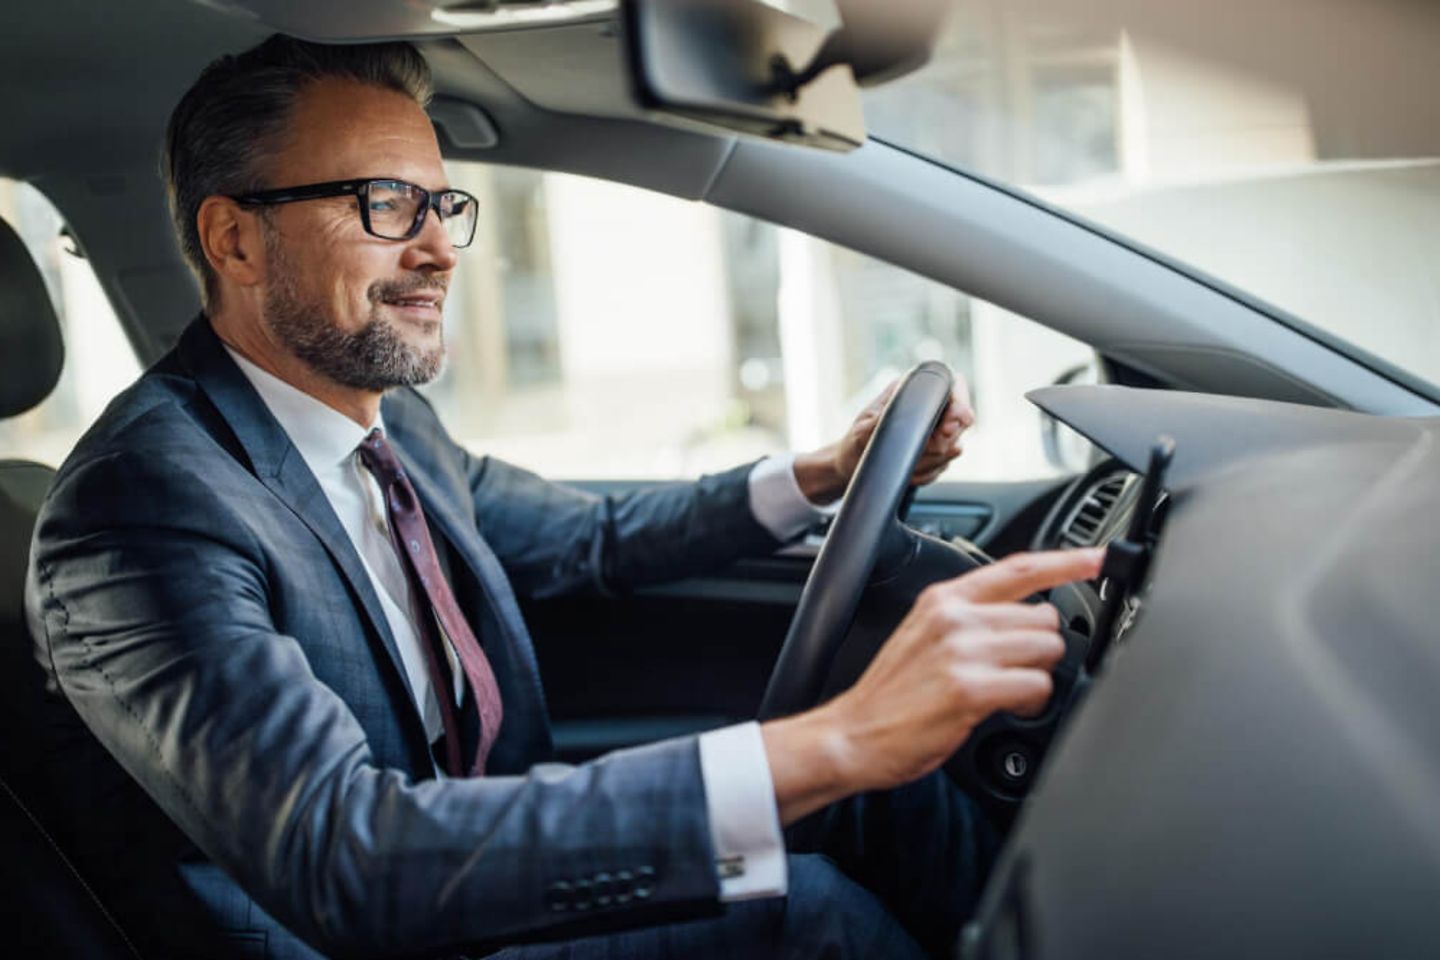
[0,213,141,957]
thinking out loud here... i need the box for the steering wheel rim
[759,361,954,720]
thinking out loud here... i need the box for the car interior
[2,0,1439,957]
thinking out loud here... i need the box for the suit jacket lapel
[175,319,426,741]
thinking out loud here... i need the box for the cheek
[307,213,390,329]
[328,269,368,317]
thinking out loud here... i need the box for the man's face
[257,77,458,391]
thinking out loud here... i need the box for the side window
[0,179,141,466]
[426,162,1093,482]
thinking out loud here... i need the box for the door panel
[524,555,808,763]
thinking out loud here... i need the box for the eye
[368,181,421,214]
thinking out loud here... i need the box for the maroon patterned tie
[357,428,503,776]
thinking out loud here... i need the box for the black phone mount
[1086,436,1175,673]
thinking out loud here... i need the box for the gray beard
[263,247,446,392]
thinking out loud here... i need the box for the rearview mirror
[622,0,949,152]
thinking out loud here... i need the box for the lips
[382,295,442,310]
[373,277,448,314]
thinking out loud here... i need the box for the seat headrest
[0,217,64,418]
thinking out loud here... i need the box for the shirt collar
[223,344,384,477]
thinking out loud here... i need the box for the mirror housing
[623,0,949,152]
[798,0,951,89]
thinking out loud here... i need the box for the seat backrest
[0,214,141,957]
[0,211,66,800]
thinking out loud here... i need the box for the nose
[401,204,460,273]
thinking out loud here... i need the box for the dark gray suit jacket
[25,318,782,959]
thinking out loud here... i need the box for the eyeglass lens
[367,181,477,247]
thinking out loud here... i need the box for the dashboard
[962,383,1440,959]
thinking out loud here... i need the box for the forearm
[470,455,778,596]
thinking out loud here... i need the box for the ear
[197,196,267,289]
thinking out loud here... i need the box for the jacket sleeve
[463,453,785,600]
[27,449,722,958]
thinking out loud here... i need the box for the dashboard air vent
[1059,473,1132,547]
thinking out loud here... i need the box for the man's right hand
[761,547,1105,825]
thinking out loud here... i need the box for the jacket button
[545,881,572,912]
[613,869,634,904]
[593,871,615,907]
[633,865,656,900]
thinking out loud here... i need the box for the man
[25,36,1102,960]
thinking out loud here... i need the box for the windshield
[862,0,1440,390]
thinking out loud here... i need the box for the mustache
[369,275,450,304]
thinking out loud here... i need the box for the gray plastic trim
[428,96,500,149]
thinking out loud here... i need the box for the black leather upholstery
[0,218,139,956]
[0,216,64,418]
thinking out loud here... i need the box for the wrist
[760,702,863,826]
[792,445,847,505]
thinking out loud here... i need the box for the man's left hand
[793,375,976,505]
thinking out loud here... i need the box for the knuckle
[943,602,982,634]
[1041,632,1066,662]
[947,664,981,699]
[1008,555,1040,580]
[912,590,939,623]
[917,583,944,609]
[952,627,995,663]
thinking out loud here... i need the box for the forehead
[271,77,445,189]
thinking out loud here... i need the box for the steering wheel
[757,361,1096,821]
[759,361,958,719]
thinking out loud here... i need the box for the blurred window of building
[865,0,1440,389]
[0,179,141,466]
[430,162,1092,483]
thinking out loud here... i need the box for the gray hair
[162,34,433,308]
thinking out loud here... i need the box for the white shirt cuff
[697,722,787,901]
[747,454,830,543]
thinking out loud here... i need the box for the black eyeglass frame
[231,178,478,248]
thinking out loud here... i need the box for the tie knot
[357,428,404,482]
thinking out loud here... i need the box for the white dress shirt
[225,347,826,901]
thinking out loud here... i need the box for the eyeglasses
[231,178,479,248]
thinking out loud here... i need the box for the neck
[209,308,381,429]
